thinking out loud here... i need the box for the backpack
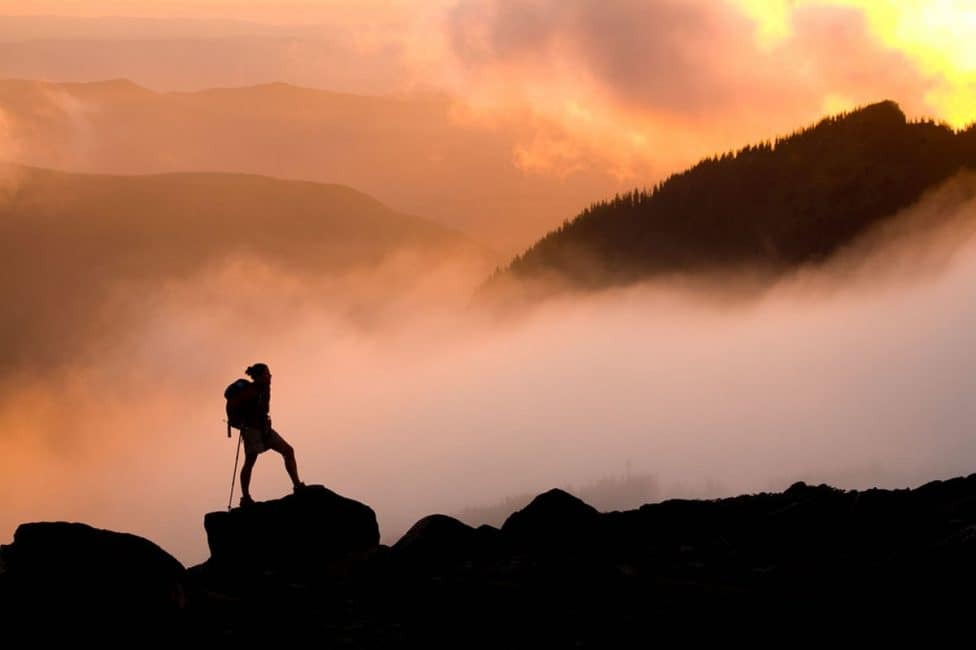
[224,378,252,437]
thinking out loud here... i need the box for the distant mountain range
[499,101,976,289]
[0,165,478,370]
[0,15,401,92]
[0,78,623,255]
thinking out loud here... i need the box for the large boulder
[203,484,379,574]
[0,521,186,623]
[391,514,500,569]
[501,488,601,551]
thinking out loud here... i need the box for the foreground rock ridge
[3,476,975,644]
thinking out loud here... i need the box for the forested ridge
[504,101,976,287]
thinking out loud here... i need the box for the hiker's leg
[240,452,258,498]
[268,430,302,488]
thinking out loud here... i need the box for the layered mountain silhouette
[0,78,620,254]
[3,476,975,644]
[0,16,402,92]
[499,101,976,289]
[0,164,479,370]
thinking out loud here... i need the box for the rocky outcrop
[202,484,380,575]
[0,521,186,635]
[501,488,601,551]
[390,514,499,568]
[5,475,976,644]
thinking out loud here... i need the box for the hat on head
[245,363,270,378]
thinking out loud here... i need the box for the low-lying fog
[2,175,976,566]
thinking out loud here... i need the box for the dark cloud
[448,0,741,113]
[447,0,932,120]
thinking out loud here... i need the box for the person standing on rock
[225,363,306,507]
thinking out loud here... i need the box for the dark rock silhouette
[390,514,499,569]
[454,471,659,528]
[202,483,379,576]
[0,521,186,637]
[5,474,976,644]
[502,489,600,541]
[391,514,476,558]
[501,487,601,551]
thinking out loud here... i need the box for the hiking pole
[227,429,243,511]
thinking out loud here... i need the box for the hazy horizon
[3,169,976,566]
[2,2,975,253]
[2,1,976,569]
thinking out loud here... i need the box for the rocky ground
[3,477,975,645]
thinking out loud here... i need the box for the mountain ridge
[0,163,487,371]
[0,76,626,254]
[498,100,976,291]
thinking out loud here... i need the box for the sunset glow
[863,0,976,127]
[1,1,972,143]
[3,0,976,572]
[733,0,976,127]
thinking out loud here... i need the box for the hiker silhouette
[227,363,305,507]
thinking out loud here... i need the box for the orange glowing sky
[735,0,976,128]
[2,3,972,98]
[4,1,976,566]
[2,1,974,244]
[0,1,971,185]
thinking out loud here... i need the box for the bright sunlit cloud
[731,0,976,127]
[3,0,974,178]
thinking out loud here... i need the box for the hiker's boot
[240,494,256,508]
[293,482,307,494]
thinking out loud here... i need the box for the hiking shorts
[241,425,284,456]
